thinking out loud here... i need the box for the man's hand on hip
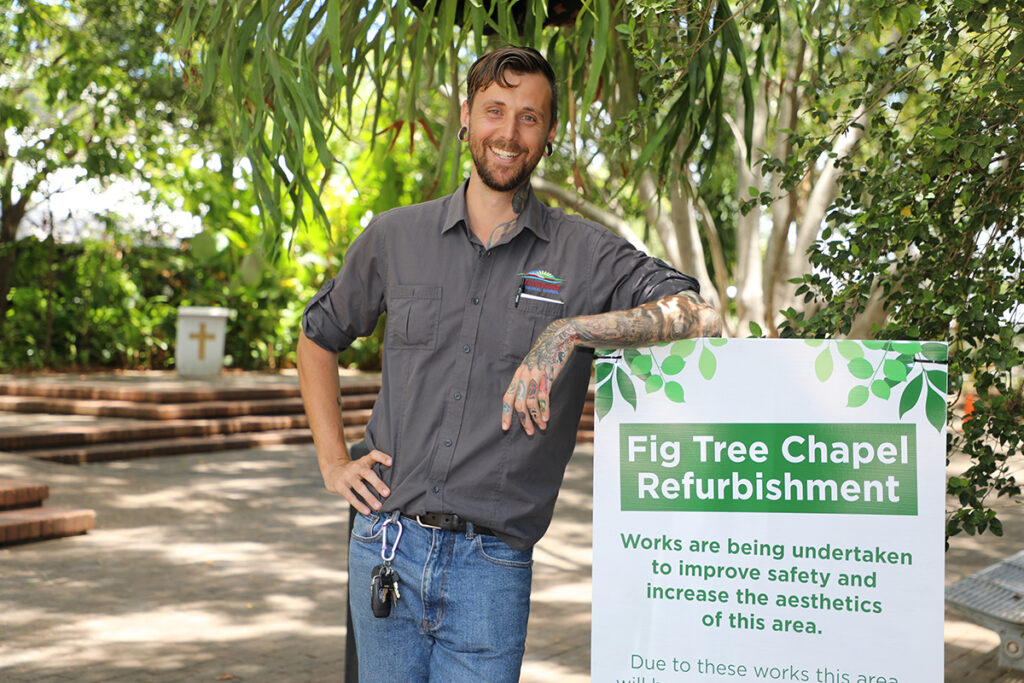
[322,449,393,515]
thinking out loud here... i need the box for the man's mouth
[489,146,522,161]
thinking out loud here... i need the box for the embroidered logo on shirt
[517,269,565,305]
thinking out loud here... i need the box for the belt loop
[466,522,476,540]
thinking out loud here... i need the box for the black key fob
[371,564,392,618]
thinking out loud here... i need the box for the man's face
[461,72,557,193]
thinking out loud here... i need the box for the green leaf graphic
[921,342,948,361]
[662,355,686,375]
[629,354,653,376]
[623,348,640,366]
[893,341,922,355]
[708,338,728,347]
[871,379,891,400]
[671,339,697,358]
[848,358,873,379]
[596,362,613,384]
[925,388,946,431]
[883,358,908,382]
[645,375,664,393]
[899,373,924,418]
[699,348,717,380]
[596,379,613,419]
[926,370,947,392]
[848,385,869,407]
[616,367,637,410]
[815,348,834,382]
[862,340,890,350]
[836,341,864,360]
[805,339,824,347]
[664,381,685,403]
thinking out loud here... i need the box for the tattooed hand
[501,319,578,435]
[500,290,721,435]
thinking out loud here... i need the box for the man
[298,46,721,681]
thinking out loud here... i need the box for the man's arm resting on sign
[501,290,722,434]
[297,330,391,514]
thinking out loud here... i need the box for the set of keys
[371,563,401,617]
[371,514,403,618]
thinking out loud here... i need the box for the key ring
[380,513,403,563]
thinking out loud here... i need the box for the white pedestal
[175,307,230,378]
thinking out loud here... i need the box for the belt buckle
[415,514,442,530]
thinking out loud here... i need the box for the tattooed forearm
[550,291,722,355]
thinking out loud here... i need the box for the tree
[177,0,1023,537]
[778,0,1023,538]
[0,0,215,320]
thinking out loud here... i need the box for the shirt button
[444,439,453,447]
[432,486,440,494]
[472,297,480,305]
[463,345,471,353]
[454,393,462,400]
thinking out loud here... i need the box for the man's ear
[461,100,469,128]
[547,119,558,143]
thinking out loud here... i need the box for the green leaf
[883,359,908,382]
[805,339,824,347]
[616,367,637,410]
[596,361,613,384]
[847,358,874,379]
[670,339,698,358]
[926,370,947,392]
[698,348,717,380]
[836,341,864,360]
[662,355,686,375]
[893,342,921,355]
[848,385,869,407]
[925,388,947,432]
[815,348,834,382]
[191,231,221,262]
[644,375,664,393]
[870,379,891,400]
[899,373,924,418]
[748,321,763,338]
[664,381,685,403]
[920,342,948,361]
[862,341,890,350]
[629,354,653,376]
[708,338,728,347]
[595,378,613,419]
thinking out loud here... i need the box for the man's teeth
[491,147,519,159]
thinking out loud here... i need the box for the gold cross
[189,322,216,361]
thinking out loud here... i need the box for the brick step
[0,379,381,403]
[0,479,49,511]
[0,506,95,545]
[17,427,371,465]
[0,393,376,421]
[0,410,374,453]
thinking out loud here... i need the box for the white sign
[592,339,946,683]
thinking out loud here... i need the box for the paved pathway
[0,376,1021,681]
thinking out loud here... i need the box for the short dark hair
[466,46,558,129]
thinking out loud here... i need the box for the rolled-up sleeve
[590,230,700,312]
[301,222,387,352]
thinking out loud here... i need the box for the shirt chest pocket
[387,285,443,350]
[500,298,566,363]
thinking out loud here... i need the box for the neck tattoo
[486,183,530,249]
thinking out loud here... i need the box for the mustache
[482,138,527,155]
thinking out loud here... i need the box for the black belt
[411,512,497,537]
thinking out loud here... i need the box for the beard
[468,133,544,193]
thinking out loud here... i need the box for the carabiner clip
[380,512,403,563]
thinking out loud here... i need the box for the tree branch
[531,176,648,251]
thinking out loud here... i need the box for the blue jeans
[348,512,533,682]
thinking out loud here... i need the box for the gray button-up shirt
[303,181,698,549]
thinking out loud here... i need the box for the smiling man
[298,46,721,681]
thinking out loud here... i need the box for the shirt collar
[441,179,550,242]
